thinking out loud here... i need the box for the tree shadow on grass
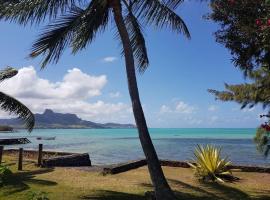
[168,179,222,200]
[139,181,216,200]
[80,190,145,200]
[202,182,270,200]
[202,181,250,200]
[2,168,57,196]
[140,179,270,200]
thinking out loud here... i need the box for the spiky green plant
[188,145,232,183]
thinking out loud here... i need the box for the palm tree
[0,1,190,199]
[0,67,35,132]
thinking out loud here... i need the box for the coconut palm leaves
[188,145,232,183]
[124,9,149,73]
[132,0,190,37]
[0,67,35,132]
[0,0,190,72]
[0,0,81,25]
[30,1,110,68]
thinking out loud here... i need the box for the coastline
[0,128,268,167]
[3,149,270,172]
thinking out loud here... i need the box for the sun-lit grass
[0,155,269,200]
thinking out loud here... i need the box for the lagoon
[0,128,269,166]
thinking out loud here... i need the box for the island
[0,109,136,129]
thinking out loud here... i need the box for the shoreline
[1,128,267,167]
[3,149,270,173]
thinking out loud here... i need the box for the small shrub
[188,145,233,183]
[27,191,49,200]
[0,165,12,185]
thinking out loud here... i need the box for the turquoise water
[0,128,269,166]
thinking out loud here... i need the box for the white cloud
[208,105,218,112]
[102,56,117,63]
[175,101,195,114]
[0,67,107,100]
[160,105,172,114]
[0,66,133,123]
[109,92,121,98]
[160,101,195,114]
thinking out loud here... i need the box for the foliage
[208,0,270,106]
[208,68,270,111]
[209,0,270,73]
[27,191,50,200]
[254,126,270,156]
[188,145,232,183]
[208,0,270,157]
[0,67,35,131]
[0,164,12,186]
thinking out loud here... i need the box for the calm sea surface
[0,128,269,166]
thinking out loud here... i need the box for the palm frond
[30,0,110,68]
[132,0,190,39]
[71,0,109,53]
[124,11,149,73]
[163,0,184,9]
[0,67,18,82]
[0,0,82,25]
[30,6,84,68]
[0,92,35,132]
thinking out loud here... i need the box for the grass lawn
[0,155,270,200]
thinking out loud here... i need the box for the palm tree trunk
[111,1,177,200]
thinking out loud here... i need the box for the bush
[188,145,233,183]
[0,165,12,185]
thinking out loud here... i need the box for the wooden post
[0,146,3,164]
[18,148,23,171]
[38,144,43,167]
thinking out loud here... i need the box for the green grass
[0,155,270,200]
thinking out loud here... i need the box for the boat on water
[36,136,56,140]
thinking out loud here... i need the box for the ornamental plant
[188,145,233,183]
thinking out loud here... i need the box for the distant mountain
[0,109,136,129]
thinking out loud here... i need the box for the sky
[0,1,266,128]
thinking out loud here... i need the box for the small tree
[208,0,270,156]
[208,0,270,110]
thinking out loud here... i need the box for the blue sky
[0,1,265,128]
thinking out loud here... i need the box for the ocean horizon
[1,128,269,167]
